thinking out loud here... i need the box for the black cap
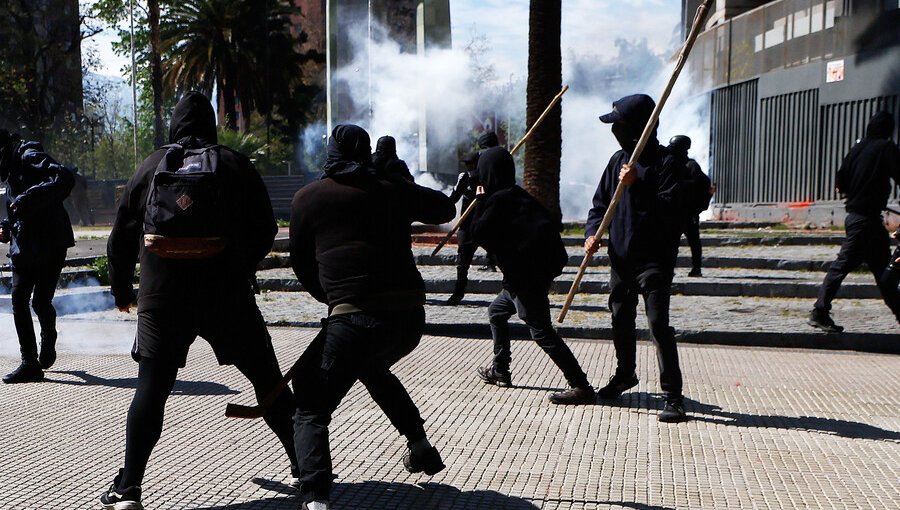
[599,94,656,124]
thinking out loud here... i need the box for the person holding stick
[471,144,595,405]
[100,92,300,509]
[584,94,688,423]
[289,124,456,510]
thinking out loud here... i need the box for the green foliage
[91,256,111,286]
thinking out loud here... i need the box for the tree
[524,0,563,222]
[148,0,166,147]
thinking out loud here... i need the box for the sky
[85,0,682,82]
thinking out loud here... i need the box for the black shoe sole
[597,379,638,400]
[807,319,843,334]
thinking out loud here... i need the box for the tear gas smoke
[298,10,710,219]
[0,277,134,357]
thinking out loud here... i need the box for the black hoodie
[0,137,74,266]
[836,111,900,216]
[471,146,567,291]
[107,92,276,310]
[372,135,414,182]
[586,98,683,269]
[290,124,455,311]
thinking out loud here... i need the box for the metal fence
[710,79,759,204]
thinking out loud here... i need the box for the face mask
[612,122,638,154]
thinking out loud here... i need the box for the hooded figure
[835,111,900,216]
[667,135,710,277]
[100,92,298,510]
[372,135,414,182]
[0,129,74,384]
[810,111,900,334]
[584,93,688,423]
[477,131,499,149]
[469,142,593,406]
[289,123,455,506]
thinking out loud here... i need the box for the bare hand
[118,304,132,313]
[584,235,600,254]
[619,163,637,186]
[476,185,485,195]
[892,231,899,240]
[709,183,717,195]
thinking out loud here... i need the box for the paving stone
[0,328,897,509]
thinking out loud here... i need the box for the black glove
[449,172,470,202]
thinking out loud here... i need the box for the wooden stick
[432,85,570,256]
[557,0,714,323]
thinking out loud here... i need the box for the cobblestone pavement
[1,328,898,509]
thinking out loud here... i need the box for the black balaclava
[600,94,658,155]
[373,135,398,169]
[168,91,218,147]
[477,131,499,149]
[866,111,895,140]
[476,146,515,196]
[0,129,22,183]
[323,124,374,178]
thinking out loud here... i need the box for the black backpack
[143,144,228,259]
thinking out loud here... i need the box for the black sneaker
[445,291,464,306]
[402,446,446,475]
[2,363,44,384]
[99,470,143,510]
[808,309,843,333]
[596,373,638,400]
[687,268,702,277]
[658,397,688,423]
[39,334,57,370]
[548,385,596,405]
[477,366,512,387]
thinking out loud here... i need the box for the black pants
[10,250,66,365]
[292,307,428,503]
[815,212,900,321]
[488,287,590,389]
[118,300,297,489]
[608,265,683,397]
[682,216,702,271]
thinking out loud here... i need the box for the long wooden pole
[556,0,714,323]
[432,85,570,257]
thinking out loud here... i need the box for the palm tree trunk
[524,0,563,223]
[149,0,165,148]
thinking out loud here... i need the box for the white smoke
[560,39,711,220]
[326,17,478,181]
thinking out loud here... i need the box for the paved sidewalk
[1,328,898,509]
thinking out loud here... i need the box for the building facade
[687,0,900,225]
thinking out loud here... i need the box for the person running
[99,92,299,509]
[289,124,456,510]
[0,129,74,384]
[809,111,900,333]
[470,144,595,405]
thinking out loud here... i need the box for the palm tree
[524,0,563,223]
[162,0,245,130]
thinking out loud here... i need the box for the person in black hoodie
[584,94,688,423]
[0,129,74,384]
[809,111,900,333]
[470,145,595,405]
[289,124,457,510]
[372,135,414,182]
[100,92,299,509]
[668,135,712,277]
[445,151,478,305]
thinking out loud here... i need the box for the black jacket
[107,92,276,310]
[585,142,683,269]
[472,185,567,292]
[836,112,900,216]
[290,125,455,311]
[1,140,74,266]
[671,150,710,217]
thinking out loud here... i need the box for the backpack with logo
[143,144,228,259]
